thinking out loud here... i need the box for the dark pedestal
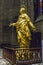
[3,47,42,65]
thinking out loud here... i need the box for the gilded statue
[9,8,36,48]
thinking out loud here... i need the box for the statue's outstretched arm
[29,20,36,31]
[9,22,17,27]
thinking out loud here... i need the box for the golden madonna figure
[9,8,36,48]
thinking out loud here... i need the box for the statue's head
[20,7,26,14]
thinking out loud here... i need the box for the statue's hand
[33,28,36,31]
[9,23,12,27]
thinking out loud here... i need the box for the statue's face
[20,8,26,14]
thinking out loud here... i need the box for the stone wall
[0,0,20,45]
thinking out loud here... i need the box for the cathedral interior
[0,0,43,65]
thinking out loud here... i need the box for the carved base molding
[3,47,42,64]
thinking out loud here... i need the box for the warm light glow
[40,2,42,7]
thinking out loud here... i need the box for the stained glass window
[34,0,43,21]
[40,0,42,14]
